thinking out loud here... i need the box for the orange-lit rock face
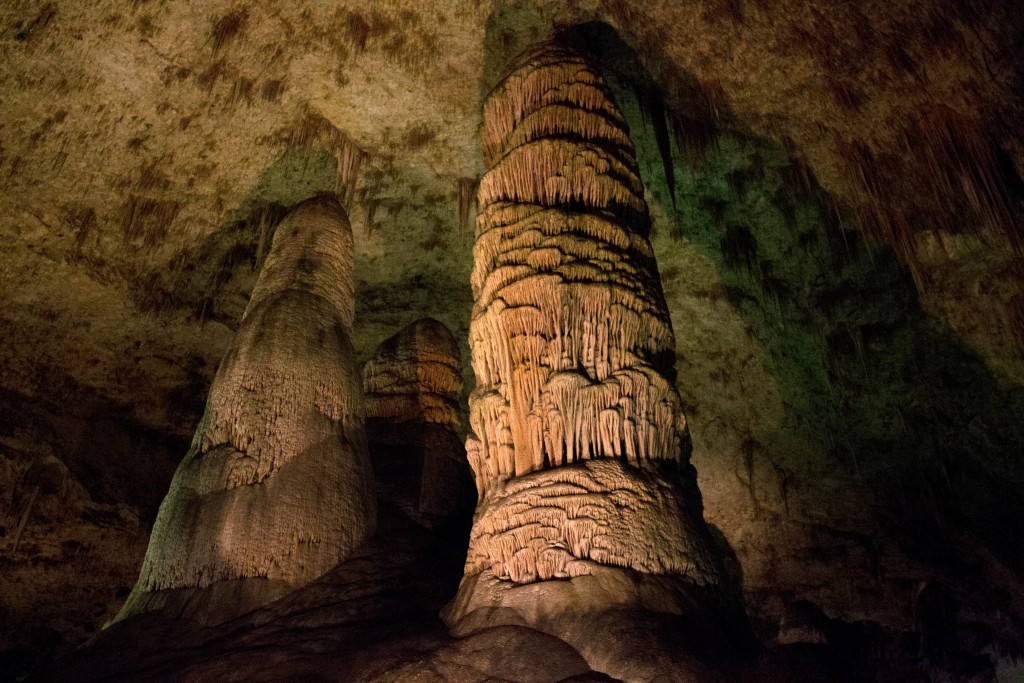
[116,194,376,623]
[364,317,462,429]
[460,42,719,588]
[363,318,473,528]
[466,459,719,584]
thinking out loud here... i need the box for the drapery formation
[458,41,720,587]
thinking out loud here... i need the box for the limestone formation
[448,41,726,633]
[363,318,474,528]
[364,317,461,430]
[115,194,376,624]
[463,459,716,584]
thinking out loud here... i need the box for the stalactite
[636,84,676,207]
[249,202,286,272]
[912,105,1020,251]
[666,79,725,170]
[115,193,376,624]
[336,140,365,208]
[453,41,722,598]
[457,177,477,235]
[276,109,366,209]
[838,104,1022,287]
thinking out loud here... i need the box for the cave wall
[1,0,1022,678]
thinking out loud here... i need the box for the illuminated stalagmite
[364,318,462,429]
[116,194,376,624]
[363,318,474,528]
[445,41,727,650]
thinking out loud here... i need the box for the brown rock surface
[115,194,376,624]
[364,317,462,430]
[34,523,624,683]
[0,1,1022,679]
[446,42,750,678]
[467,43,683,483]
[363,318,474,529]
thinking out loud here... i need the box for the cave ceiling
[2,0,1021,439]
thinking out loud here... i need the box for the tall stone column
[363,317,474,529]
[116,194,376,624]
[446,41,745,676]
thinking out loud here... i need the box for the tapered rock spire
[467,44,686,493]
[445,43,740,674]
[363,318,474,529]
[458,40,720,581]
[116,194,376,624]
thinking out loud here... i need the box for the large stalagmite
[445,41,743,676]
[364,318,462,431]
[363,318,474,529]
[115,194,376,624]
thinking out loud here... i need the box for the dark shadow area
[12,12,1024,683]
[364,418,477,543]
[0,380,186,682]
[566,18,1024,568]
[0,381,184,528]
[0,148,341,682]
[33,520,470,683]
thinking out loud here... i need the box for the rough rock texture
[464,459,717,584]
[36,525,472,683]
[460,39,719,585]
[115,194,376,624]
[30,512,963,683]
[465,45,702,510]
[363,317,474,529]
[1,0,1023,679]
[32,521,650,683]
[0,403,156,675]
[364,317,461,430]
[446,44,745,678]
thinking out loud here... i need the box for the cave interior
[1,1,1024,681]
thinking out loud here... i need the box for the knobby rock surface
[456,40,723,599]
[116,194,376,624]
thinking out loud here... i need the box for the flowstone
[115,194,376,624]
[445,41,749,678]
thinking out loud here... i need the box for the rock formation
[446,43,738,672]
[364,318,462,430]
[363,318,474,529]
[467,42,694,489]
[115,194,376,624]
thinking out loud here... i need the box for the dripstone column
[445,42,747,678]
[116,194,376,624]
